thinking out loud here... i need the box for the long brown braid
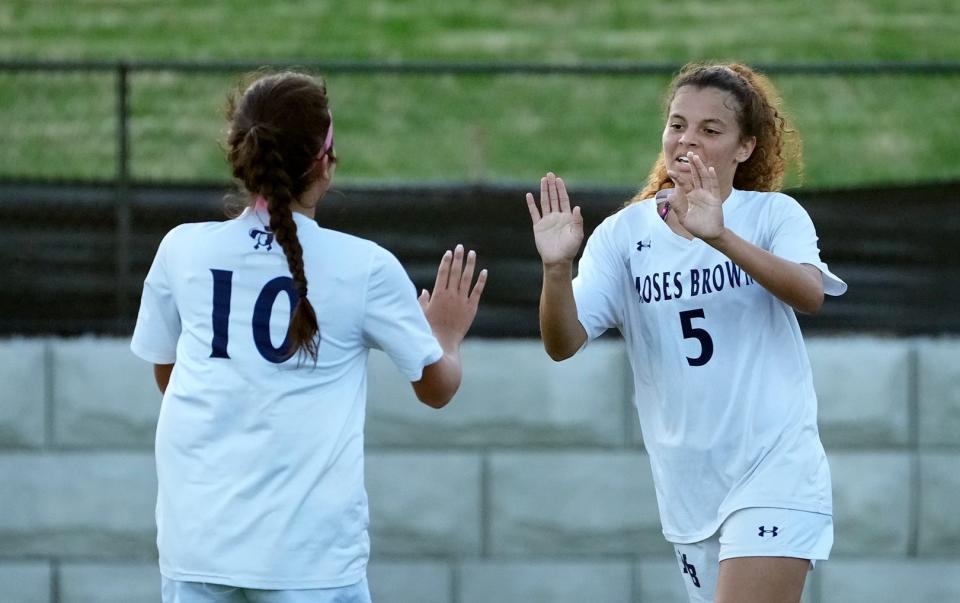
[633,62,802,203]
[225,72,334,362]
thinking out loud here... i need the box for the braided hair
[225,72,334,362]
[634,62,802,203]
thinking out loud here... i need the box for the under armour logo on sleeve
[758,525,779,537]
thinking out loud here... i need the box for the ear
[736,136,757,163]
[318,154,335,182]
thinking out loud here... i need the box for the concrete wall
[1,336,958,602]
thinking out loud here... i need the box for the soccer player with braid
[132,72,486,603]
[526,62,845,603]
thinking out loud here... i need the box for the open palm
[418,244,487,347]
[526,172,584,265]
[667,153,725,241]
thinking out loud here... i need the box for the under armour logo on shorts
[678,552,700,588]
[758,525,779,537]
[249,228,274,251]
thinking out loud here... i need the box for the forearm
[539,262,587,360]
[706,228,824,314]
[412,350,462,409]
[153,363,174,394]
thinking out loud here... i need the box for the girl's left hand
[418,244,487,349]
[666,151,725,241]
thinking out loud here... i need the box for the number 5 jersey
[572,189,847,544]
[131,207,443,589]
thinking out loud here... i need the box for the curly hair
[634,62,802,203]
[224,72,334,362]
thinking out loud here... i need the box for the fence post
[115,62,131,330]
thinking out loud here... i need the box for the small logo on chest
[249,227,274,251]
[636,239,652,252]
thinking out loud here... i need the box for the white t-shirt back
[573,189,846,544]
[131,208,443,588]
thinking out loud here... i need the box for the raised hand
[526,172,584,266]
[418,244,487,348]
[666,152,725,241]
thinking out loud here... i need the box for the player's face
[662,85,756,192]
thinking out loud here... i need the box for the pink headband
[320,110,334,157]
[295,111,334,178]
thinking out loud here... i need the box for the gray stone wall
[1,336,958,602]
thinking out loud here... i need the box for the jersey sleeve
[768,195,847,296]
[572,214,627,343]
[362,248,444,381]
[130,229,182,364]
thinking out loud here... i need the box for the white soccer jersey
[573,189,846,544]
[131,207,443,589]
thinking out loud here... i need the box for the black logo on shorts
[249,228,274,251]
[677,552,700,588]
[636,239,652,252]
[758,525,779,537]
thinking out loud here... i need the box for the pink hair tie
[254,195,268,210]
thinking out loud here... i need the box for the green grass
[2,1,959,187]
[4,0,959,62]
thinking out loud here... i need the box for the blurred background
[1,1,958,602]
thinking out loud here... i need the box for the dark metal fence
[2,60,959,336]
[3,179,959,336]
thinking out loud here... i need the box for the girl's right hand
[526,172,584,266]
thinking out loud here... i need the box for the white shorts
[161,576,372,603]
[672,507,833,603]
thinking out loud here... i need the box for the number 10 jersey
[131,207,443,588]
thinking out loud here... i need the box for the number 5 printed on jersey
[679,308,713,366]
